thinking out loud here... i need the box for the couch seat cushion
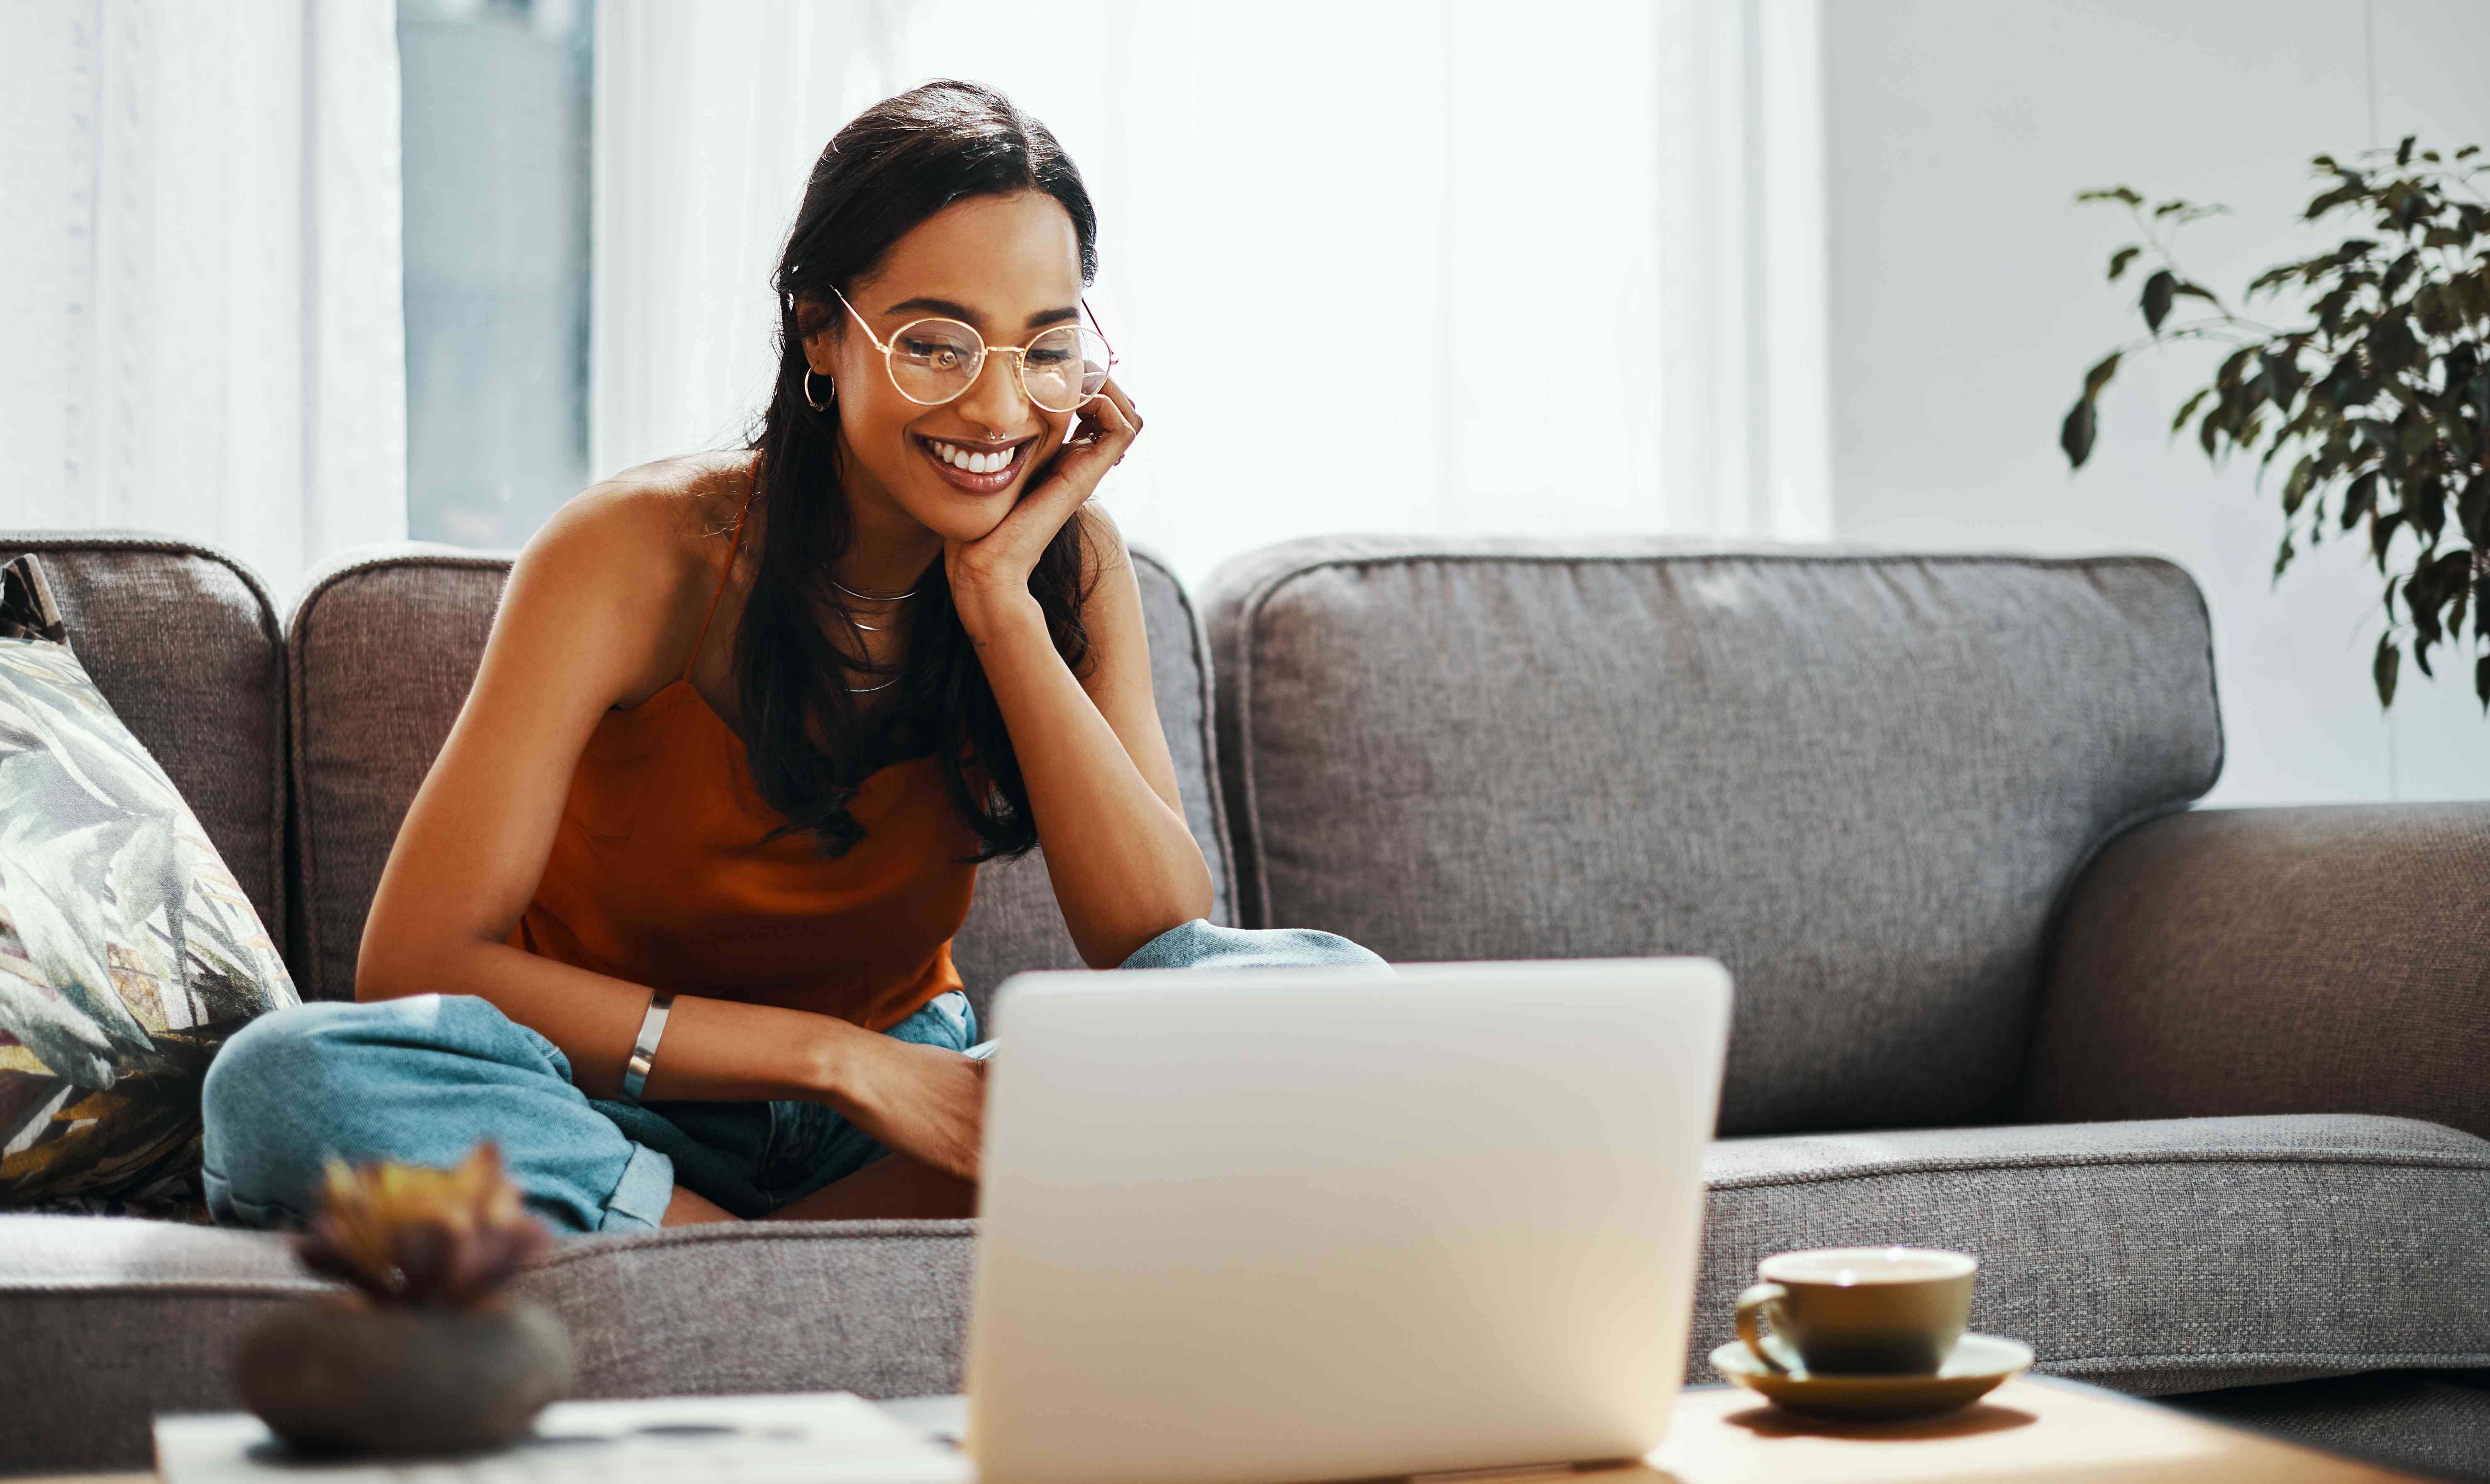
[0,1214,324,1471]
[1699,1113,2490,1395]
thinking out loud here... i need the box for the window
[398,0,593,548]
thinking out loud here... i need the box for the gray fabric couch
[3,529,2485,1479]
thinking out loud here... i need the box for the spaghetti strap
[682,490,754,683]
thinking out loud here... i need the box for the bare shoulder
[530,452,752,599]
[551,448,752,566]
[506,450,757,703]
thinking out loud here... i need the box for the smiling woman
[198,78,1390,1238]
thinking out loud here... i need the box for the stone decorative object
[235,1143,572,1455]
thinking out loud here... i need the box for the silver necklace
[825,579,909,631]
[830,572,914,680]
[830,573,922,604]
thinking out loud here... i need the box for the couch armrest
[2023,804,2490,1140]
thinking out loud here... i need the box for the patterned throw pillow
[0,552,301,1206]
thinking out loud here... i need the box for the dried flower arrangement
[237,1141,574,1456]
[293,1143,553,1307]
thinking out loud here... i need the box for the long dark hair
[735,79,1099,864]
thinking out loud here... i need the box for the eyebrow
[880,296,1080,331]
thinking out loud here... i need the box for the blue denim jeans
[200,918,1388,1236]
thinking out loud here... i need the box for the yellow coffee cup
[1734,1246,1976,1375]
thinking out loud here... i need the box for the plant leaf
[2282,456,2318,515]
[2170,387,2213,437]
[2316,284,2356,336]
[2373,508,2407,563]
[2381,248,2423,301]
[2410,551,2462,662]
[2141,270,2177,332]
[2305,181,2367,219]
[2060,397,2098,468]
[2462,470,2490,546]
[2249,261,2308,297]
[2342,469,2382,529]
[2375,633,2401,708]
[2370,311,2419,376]
[2084,351,2121,397]
[2108,246,2141,282]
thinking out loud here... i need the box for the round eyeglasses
[828,282,1117,414]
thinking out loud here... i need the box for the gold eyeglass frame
[826,281,1118,413]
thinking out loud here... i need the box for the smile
[915,434,1033,492]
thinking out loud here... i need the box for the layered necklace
[830,573,919,693]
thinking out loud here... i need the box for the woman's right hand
[827,1033,989,1182]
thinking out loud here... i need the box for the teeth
[927,438,1015,476]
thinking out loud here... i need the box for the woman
[201,80,1387,1235]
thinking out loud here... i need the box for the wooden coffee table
[1564,1376,2428,1484]
[32,1375,2431,1483]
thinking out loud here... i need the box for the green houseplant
[2063,135,2490,709]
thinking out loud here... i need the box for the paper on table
[154,1391,974,1484]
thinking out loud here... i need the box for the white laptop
[947,955,1733,1484]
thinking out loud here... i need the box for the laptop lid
[963,956,1732,1484]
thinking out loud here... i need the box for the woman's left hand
[941,375,1140,629]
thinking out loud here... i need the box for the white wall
[1821,0,2490,804]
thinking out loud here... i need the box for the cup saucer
[1708,1332,2035,1421]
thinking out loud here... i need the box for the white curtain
[0,0,408,611]
[594,0,1831,590]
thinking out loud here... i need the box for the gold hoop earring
[803,369,835,412]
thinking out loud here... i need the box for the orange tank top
[504,494,982,1032]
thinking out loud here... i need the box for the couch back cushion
[0,534,287,949]
[286,544,1233,1010]
[1205,536,2223,1136]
